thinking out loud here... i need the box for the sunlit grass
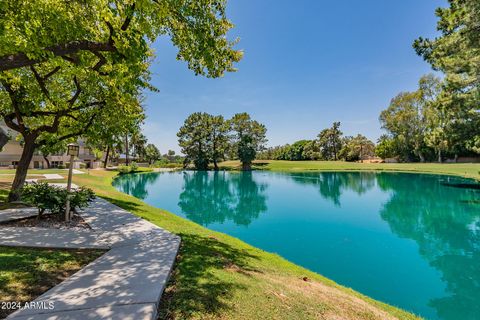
[56,169,421,320]
[0,247,104,318]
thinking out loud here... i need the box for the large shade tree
[210,115,230,170]
[229,113,267,170]
[177,112,212,170]
[317,122,343,161]
[0,0,242,201]
[414,0,480,155]
[379,75,442,162]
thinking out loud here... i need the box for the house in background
[0,124,100,169]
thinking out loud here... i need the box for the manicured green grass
[60,169,421,320]
[0,247,104,318]
[220,160,480,181]
[0,169,73,175]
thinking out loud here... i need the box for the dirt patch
[0,213,91,230]
[258,273,400,320]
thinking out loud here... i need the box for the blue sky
[144,0,444,153]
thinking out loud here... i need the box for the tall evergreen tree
[229,113,267,170]
[318,122,343,160]
[177,112,212,170]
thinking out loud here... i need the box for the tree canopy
[0,0,242,200]
[177,112,266,170]
[413,0,480,156]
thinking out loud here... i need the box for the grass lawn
[2,162,479,318]
[0,171,69,207]
[220,160,480,181]
[44,169,420,320]
[0,169,73,175]
[0,247,104,318]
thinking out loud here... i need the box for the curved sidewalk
[1,198,180,320]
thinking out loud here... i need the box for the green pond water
[112,171,480,320]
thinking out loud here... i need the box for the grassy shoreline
[6,161,478,319]
[60,167,422,320]
[220,160,480,181]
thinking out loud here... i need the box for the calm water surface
[113,171,480,320]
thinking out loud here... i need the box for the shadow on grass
[158,233,260,319]
[0,247,104,318]
[99,195,142,213]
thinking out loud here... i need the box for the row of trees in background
[377,73,478,162]
[377,0,479,162]
[258,122,375,162]
[178,112,267,170]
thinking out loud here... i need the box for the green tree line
[379,0,479,162]
[178,112,267,170]
[258,122,375,162]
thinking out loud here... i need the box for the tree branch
[36,106,103,147]
[68,76,82,106]
[31,100,106,136]
[44,66,61,79]
[30,66,51,99]
[121,3,136,31]
[91,51,107,72]
[3,114,22,132]
[0,41,116,71]
[1,80,26,132]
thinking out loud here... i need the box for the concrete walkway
[0,198,180,320]
[0,207,38,223]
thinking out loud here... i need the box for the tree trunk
[104,145,110,168]
[437,149,442,163]
[125,135,129,166]
[9,136,36,202]
[43,155,50,168]
[0,127,9,150]
[242,161,252,171]
[213,159,219,171]
[418,152,425,163]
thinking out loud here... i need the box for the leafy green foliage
[413,0,480,157]
[318,122,343,160]
[339,135,375,162]
[177,112,213,170]
[260,140,320,161]
[20,182,95,216]
[375,135,397,159]
[229,113,267,170]
[178,112,267,170]
[117,162,140,174]
[145,143,161,164]
[0,0,242,200]
[379,73,477,162]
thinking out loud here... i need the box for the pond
[112,170,480,320]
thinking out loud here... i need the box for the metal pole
[65,154,74,222]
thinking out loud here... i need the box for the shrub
[130,162,139,171]
[69,187,96,210]
[117,164,132,174]
[58,164,66,169]
[20,182,95,217]
[117,162,140,174]
[79,163,87,169]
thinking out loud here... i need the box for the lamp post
[65,143,79,222]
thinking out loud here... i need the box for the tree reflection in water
[114,170,480,320]
[178,171,268,226]
[287,171,377,206]
[377,173,480,320]
[112,172,160,200]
